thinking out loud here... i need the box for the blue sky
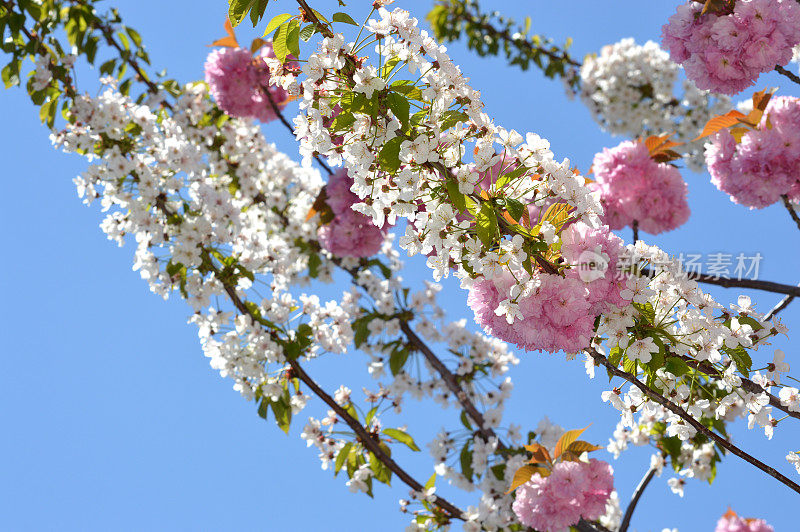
[1,0,799,530]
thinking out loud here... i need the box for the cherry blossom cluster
[49,77,536,526]
[579,38,731,170]
[512,459,614,531]
[706,95,800,208]
[589,241,795,495]
[204,43,292,123]
[716,509,774,532]
[662,0,800,95]
[590,140,690,235]
[467,222,629,353]
[318,169,389,257]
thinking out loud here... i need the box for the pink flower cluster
[317,170,387,258]
[204,44,291,122]
[467,223,627,354]
[591,140,690,235]
[512,459,614,532]
[706,96,800,208]
[715,513,774,532]
[661,0,800,95]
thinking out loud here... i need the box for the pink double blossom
[317,170,387,258]
[661,0,800,95]
[591,140,690,235]
[467,224,627,354]
[512,459,614,532]
[204,44,292,122]
[706,96,800,208]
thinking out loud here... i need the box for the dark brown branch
[263,88,333,176]
[782,195,800,232]
[632,219,639,244]
[400,320,504,449]
[642,268,800,298]
[619,461,658,532]
[765,288,798,321]
[775,65,800,87]
[217,277,466,521]
[587,347,800,495]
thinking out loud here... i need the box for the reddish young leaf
[554,425,590,459]
[505,464,550,494]
[524,443,552,465]
[693,110,747,141]
[210,18,240,48]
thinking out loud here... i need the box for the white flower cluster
[580,39,731,170]
[590,242,797,491]
[272,6,603,319]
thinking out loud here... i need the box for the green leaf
[391,80,424,101]
[353,316,371,347]
[270,390,292,434]
[380,56,400,79]
[250,0,269,27]
[389,347,410,376]
[369,446,392,484]
[273,21,290,63]
[378,136,404,174]
[439,110,468,130]
[286,19,301,58]
[494,165,527,190]
[724,345,752,378]
[332,12,358,25]
[736,315,765,331]
[386,92,409,131]
[460,411,472,430]
[665,356,690,377]
[622,355,637,375]
[229,0,257,27]
[334,442,352,475]
[257,397,269,419]
[476,203,498,247]
[446,179,467,214]
[263,13,291,36]
[382,428,420,451]
[424,472,436,491]
[460,442,474,481]
[505,198,525,222]
[307,253,322,278]
[299,23,318,41]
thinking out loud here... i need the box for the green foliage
[427,0,580,91]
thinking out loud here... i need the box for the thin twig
[619,462,658,532]
[218,277,466,521]
[587,347,800,495]
[765,287,799,321]
[642,268,800,298]
[782,195,800,232]
[632,220,639,244]
[400,321,505,448]
[264,89,333,176]
[775,65,800,87]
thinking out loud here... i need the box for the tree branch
[586,347,800,495]
[765,287,799,321]
[642,268,800,298]
[217,276,466,521]
[399,320,505,449]
[619,461,658,532]
[782,195,800,232]
[775,65,800,87]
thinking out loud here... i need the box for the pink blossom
[317,170,387,258]
[590,140,690,235]
[204,44,292,122]
[661,0,800,95]
[467,223,626,354]
[706,96,800,208]
[467,271,594,354]
[715,512,774,532]
[512,459,614,532]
